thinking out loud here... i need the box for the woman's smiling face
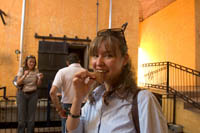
[91,42,128,85]
[27,58,36,70]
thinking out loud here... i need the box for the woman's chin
[29,67,34,70]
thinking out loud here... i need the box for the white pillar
[108,0,112,29]
[19,0,26,67]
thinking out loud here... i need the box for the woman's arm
[67,97,83,131]
[138,90,168,133]
[17,70,29,85]
[67,69,95,131]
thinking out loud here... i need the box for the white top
[70,86,168,133]
[17,67,39,92]
[52,63,85,103]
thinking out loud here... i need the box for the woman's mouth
[96,69,107,73]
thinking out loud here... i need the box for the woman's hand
[37,73,44,79]
[24,70,30,77]
[67,70,95,131]
[37,73,44,86]
[17,70,30,85]
[73,69,96,102]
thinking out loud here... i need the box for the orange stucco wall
[195,0,200,70]
[0,1,22,96]
[0,0,139,96]
[139,0,196,69]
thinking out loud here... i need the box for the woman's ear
[123,54,129,66]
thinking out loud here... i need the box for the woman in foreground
[67,24,168,133]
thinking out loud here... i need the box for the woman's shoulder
[137,89,156,103]
[138,89,152,95]
[34,68,39,73]
[18,67,24,73]
[17,67,24,76]
[19,67,23,71]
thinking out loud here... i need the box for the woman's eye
[93,55,98,58]
[105,54,113,58]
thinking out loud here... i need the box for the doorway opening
[38,41,90,98]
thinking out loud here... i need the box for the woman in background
[16,55,43,133]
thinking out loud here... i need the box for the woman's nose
[96,57,104,66]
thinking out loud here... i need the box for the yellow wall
[195,0,200,70]
[0,0,23,95]
[139,0,200,132]
[139,0,196,69]
[0,0,139,96]
[176,99,200,133]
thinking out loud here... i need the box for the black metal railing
[0,87,8,100]
[139,61,200,109]
[139,61,200,123]
[0,96,61,133]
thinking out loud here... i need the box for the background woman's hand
[24,70,30,77]
[37,73,44,79]
[73,70,95,102]
[37,73,44,86]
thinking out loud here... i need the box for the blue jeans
[17,89,38,133]
[62,103,72,133]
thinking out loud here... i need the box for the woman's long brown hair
[88,31,138,105]
[22,55,37,71]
